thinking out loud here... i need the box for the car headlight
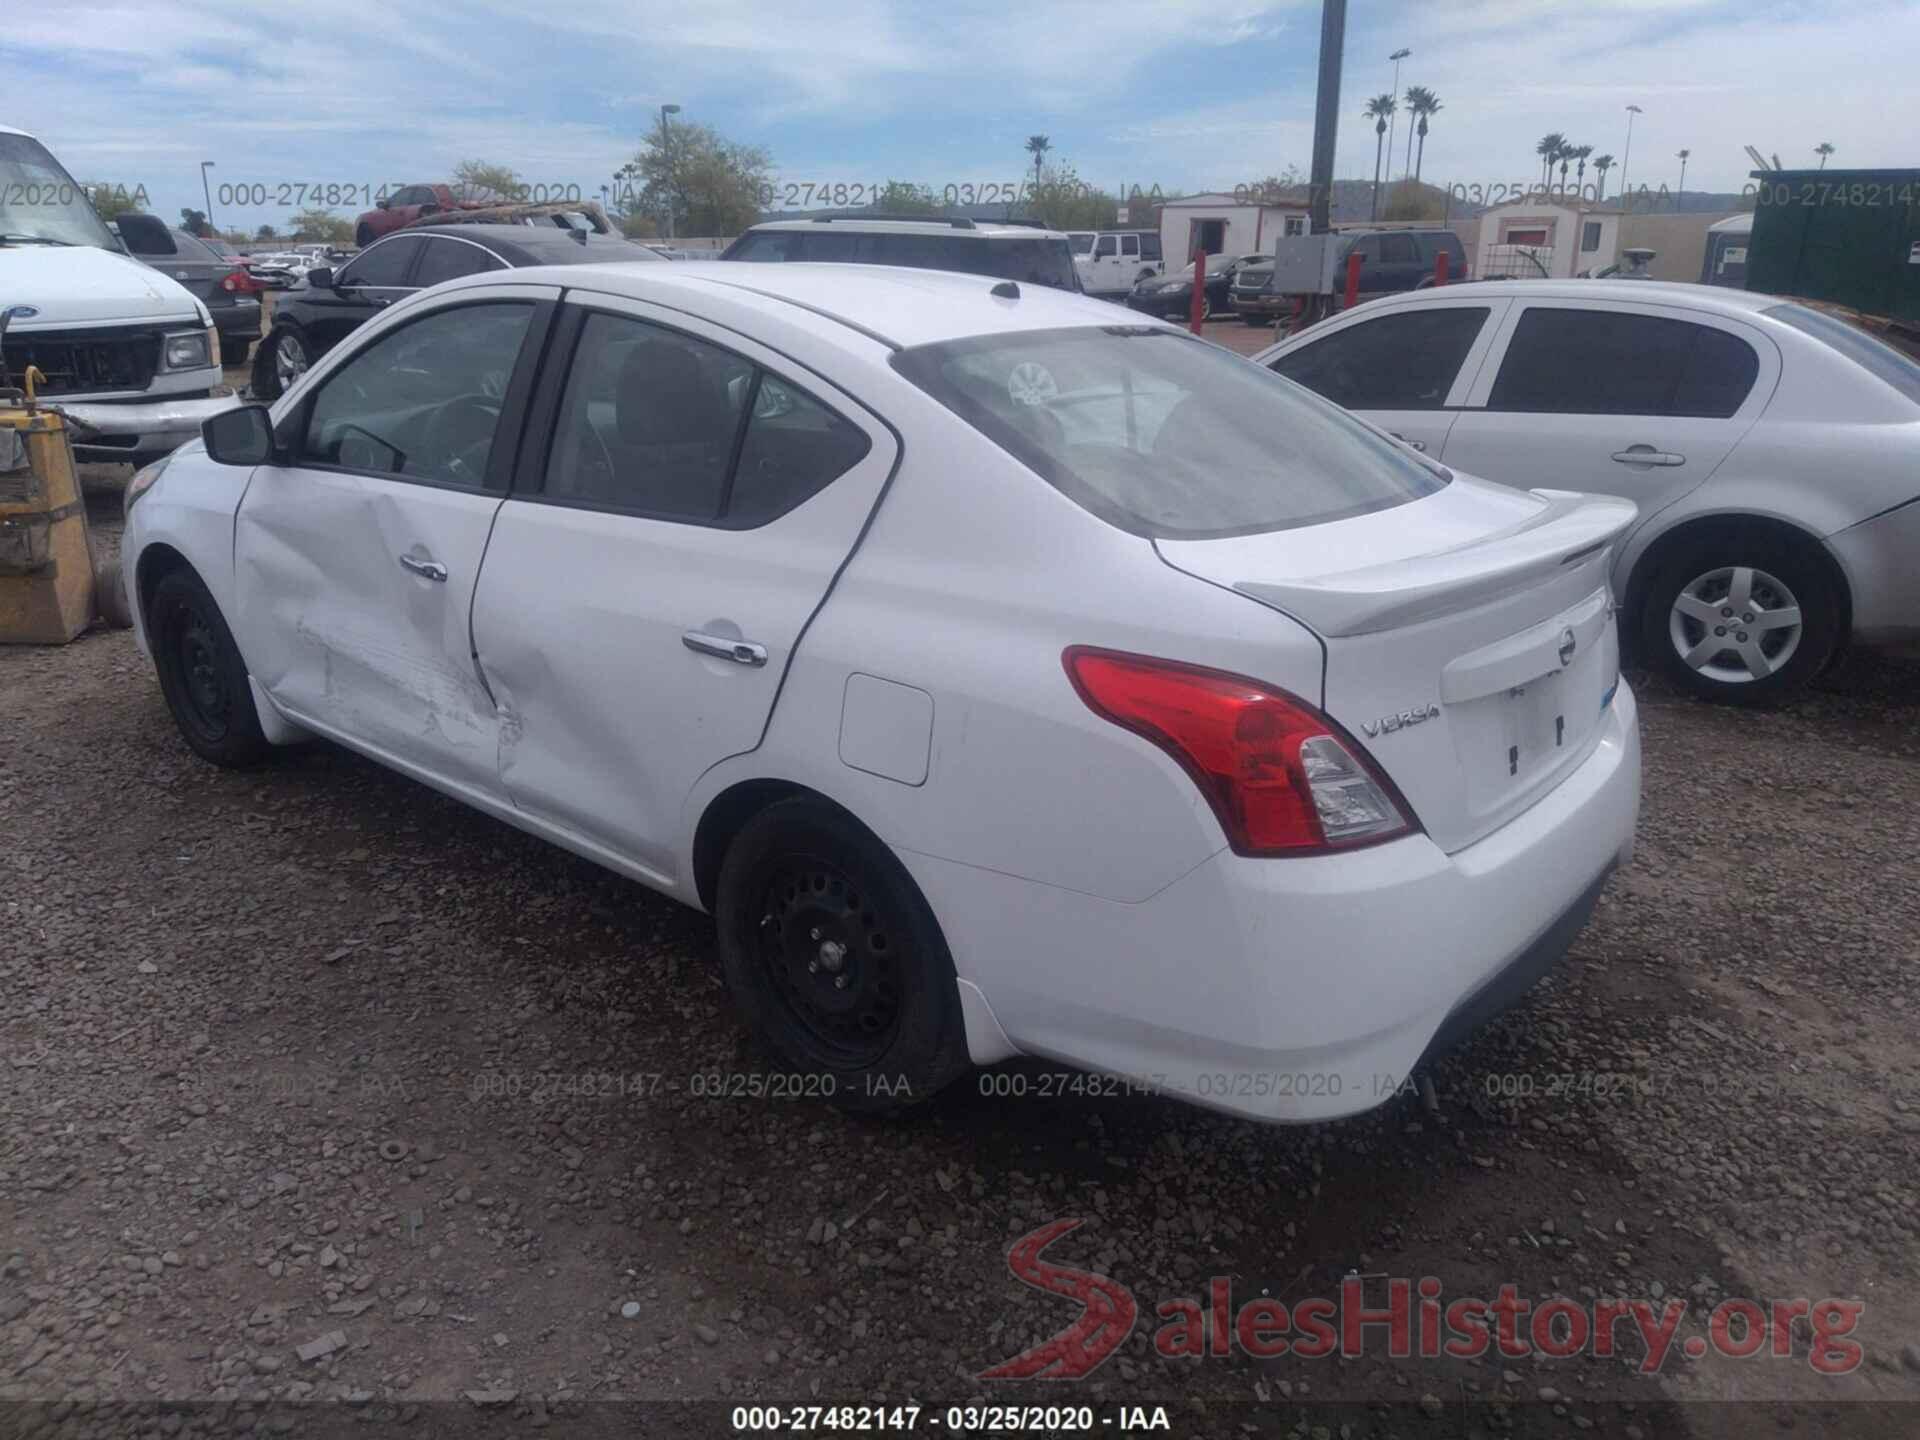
[162,330,211,370]
[124,452,173,518]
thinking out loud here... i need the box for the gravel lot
[3,389,1917,1439]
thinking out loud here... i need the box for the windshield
[0,133,116,248]
[1765,302,1920,408]
[893,326,1445,539]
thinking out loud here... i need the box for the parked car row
[1233,228,1472,324]
[112,220,266,366]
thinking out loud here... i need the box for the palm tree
[1676,148,1690,206]
[1557,143,1574,195]
[1537,133,1567,196]
[1025,135,1051,193]
[1815,141,1836,169]
[1364,93,1396,220]
[1406,86,1443,184]
[1572,143,1593,198]
[1591,153,1614,202]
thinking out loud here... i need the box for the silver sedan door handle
[683,631,768,667]
[1611,444,1686,467]
[398,554,448,582]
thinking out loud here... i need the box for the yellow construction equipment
[1,373,132,645]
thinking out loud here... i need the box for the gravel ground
[2,462,1917,1439]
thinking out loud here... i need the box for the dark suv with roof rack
[721,215,1082,292]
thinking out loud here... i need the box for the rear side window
[543,311,869,526]
[1488,308,1760,418]
[1272,307,1489,410]
[1377,234,1417,264]
[894,326,1444,539]
[1764,302,1920,407]
[414,238,504,286]
[342,236,421,288]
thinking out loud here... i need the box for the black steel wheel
[148,569,271,767]
[716,798,968,1112]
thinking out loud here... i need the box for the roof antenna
[990,280,1020,299]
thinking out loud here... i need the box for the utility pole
[1308,0,1348,236]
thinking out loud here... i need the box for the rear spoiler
[1234,490,1637,637]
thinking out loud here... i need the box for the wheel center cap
[816,939,847,974]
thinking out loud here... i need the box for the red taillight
[220,268,261,294]
[1064,647,1416,856]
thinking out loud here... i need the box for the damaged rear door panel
[233,291,556,797]
[471,293,898,887]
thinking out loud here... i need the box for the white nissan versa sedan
[122,263,1642,1123]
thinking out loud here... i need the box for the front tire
[148,569,272,767]
[1639,531,1839,703]
[715,798,969,1114]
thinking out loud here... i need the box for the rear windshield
[1765,302,1920,407]
[893,326,1446,539]
[728,229,1080,291]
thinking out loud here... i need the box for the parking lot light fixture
[1619,105,1643,212]
[1386,48,1411,181]
[200,161,216,234]
[660,104,682,240]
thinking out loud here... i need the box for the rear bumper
[52,381,240,462]
[902,683,1641,1123]
[1828,498,1920,650]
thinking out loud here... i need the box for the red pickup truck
[353,184,504,248]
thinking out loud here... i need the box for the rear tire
[1638,529,1839,704]
[148,569,272,767]
[715,798,969,1114]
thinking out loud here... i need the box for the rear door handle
[1610,444,1685,467]
[398,554,447,582]
[683,631,768,667]
[1390,431,1427,452]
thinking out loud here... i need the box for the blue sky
[8,0,1917,235]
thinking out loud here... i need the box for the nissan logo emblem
[1558,628,1577,667]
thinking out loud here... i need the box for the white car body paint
[125,261,1644,1122]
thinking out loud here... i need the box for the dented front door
[230,293,551,799]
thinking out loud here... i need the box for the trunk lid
[1156,477,1636,853]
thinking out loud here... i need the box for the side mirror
[307,266,334,289]
[376,196,392,210]
[203,404,277,466]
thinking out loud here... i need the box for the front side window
[1272,306,1491,411]
[543,311,870,526]
[296,302,532,485]
[1488,307,1760,418]
[341,236,422,288]
[894,326,1445,539]
[727,230,801,262]
[1095,235,1116,258]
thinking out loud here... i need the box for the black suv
[1232,228,1470,323]
[251,223,656,398]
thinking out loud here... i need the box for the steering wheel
[420,396,501,484]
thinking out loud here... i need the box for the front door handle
[1390,431,1427,452]
[398,554,447,582]
[683,631,768,667]
[1610,444,1686,468]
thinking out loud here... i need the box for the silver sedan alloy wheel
[1667,564,1803,684]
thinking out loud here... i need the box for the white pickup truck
[2,124,236,466]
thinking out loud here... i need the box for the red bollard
[1434,249,1450,286]
[1189,249,1208,334]
[1343,249,1363,310]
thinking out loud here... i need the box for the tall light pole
[659,103,682,240]
[1384,48,1410,182]
[1618,104,1643,213]
[200,161,217,235]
